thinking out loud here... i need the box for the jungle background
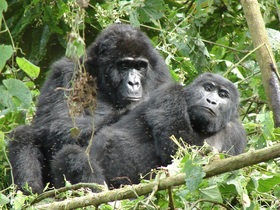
[1,0,280,209]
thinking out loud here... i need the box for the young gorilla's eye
[204,83,215,92]
[219,90,229,98]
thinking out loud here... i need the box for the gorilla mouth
[125,96,142,101]
[198,106,216,116]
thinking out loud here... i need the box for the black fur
[8,125,45,194]
[52,73,247,188]
[8,23,172,193]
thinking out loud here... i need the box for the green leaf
[11,7,33,38]
[0,193,9,205]
[0,0,7,20]
[70,127,81,138]
[258,175,280,193]
[137,0,165,23]
[200,185,223,203]
[0,44,13,71]
[0,78,32,110]
[129,11,140,28]
[183,159,205,192]
[256,111,275,140]
[16,57,40,79]
[29,25,51,63]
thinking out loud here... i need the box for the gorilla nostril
[128,81,134,86]
[128,81,140,87]
[206,98,217,105]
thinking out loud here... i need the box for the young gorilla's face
[187,73,239,133]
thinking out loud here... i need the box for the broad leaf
[0,0,7,20]
[0,44,13,71]
[137,0,165,23]
[16,57,40,79]
[184,159,205,192]
[0,78,32,110]
[258,175,280,193]
[200,185,223,203]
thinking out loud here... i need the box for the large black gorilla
[8,24,172,193]
[52,73,247,188]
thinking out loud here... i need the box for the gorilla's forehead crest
[198,73,238,93]
[96,24,154,59]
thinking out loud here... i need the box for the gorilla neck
[190,116,220,135]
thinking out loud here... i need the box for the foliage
[0,0,280,209]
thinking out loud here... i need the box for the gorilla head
[85,24,171,107]
[186,73,239,134]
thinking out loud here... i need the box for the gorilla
[52,73,247,189]
[8,23,172,193]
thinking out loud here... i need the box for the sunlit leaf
[0,44,13,71]
[200,185,223,203]
[0,193,9,205]
[258,175,280,193]
[16,57,40,79]
[129,11,140,28]
[0,0,7,20]
[256,111,275,140]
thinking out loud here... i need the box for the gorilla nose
[128,80,140,91]
[206,98,217,105]
[128,80,139,87]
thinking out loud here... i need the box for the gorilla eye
[219,90,229,98]
[204,83,215,92]
[136,61,148,70]
[117,61,130,70]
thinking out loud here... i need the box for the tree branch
[241,0,280,127]
[34,143,280,210]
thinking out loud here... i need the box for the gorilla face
[85,23,171,108]
[107,57,149,106]
[187,73,239,134]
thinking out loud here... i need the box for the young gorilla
[52,73,247,188]
[8,23,172,193]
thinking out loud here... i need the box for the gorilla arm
[143,84,201,165]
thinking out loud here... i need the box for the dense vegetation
[0,0,280,209]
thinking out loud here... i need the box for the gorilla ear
[83,44,99,78]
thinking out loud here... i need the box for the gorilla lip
[126,97,141,101]
[198,106,216,116]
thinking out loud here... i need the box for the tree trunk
[241,0,280,127]
[34,143,280,210]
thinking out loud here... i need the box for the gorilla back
[52,73,247,188]
[8,23,172,193]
